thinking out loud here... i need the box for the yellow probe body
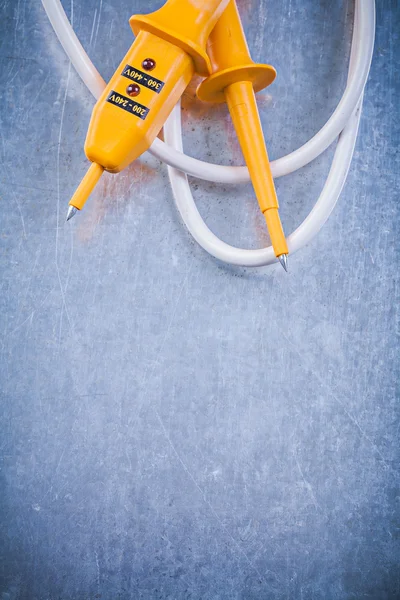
[69,0,229,213]
[197,0,289,262]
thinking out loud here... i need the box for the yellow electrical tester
[68,0,229,217]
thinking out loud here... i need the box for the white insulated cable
[41,0,375,266]
[164,100,362,266]
[42,0,107,99]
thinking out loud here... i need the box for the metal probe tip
[66,206,78,222]
[278,254,288,272]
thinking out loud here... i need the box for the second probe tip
[278,254,289,272]
[66,206,78,222]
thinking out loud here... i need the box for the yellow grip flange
[197,0,276,101]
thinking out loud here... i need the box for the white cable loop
[41,0,375,267]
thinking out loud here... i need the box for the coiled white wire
[42,0,375,267]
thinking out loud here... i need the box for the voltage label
[106,91,149,120]
[122,64,165,94]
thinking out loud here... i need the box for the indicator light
[142,58,156,71]
[126,83,141,97]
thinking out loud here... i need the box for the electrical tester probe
[67,0,289,270]
[67,0,230,215]
[197,0,288,270]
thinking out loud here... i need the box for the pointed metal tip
[278,254,288,272]
[66,206,78,222]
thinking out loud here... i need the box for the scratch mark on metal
[153,406,276,586]
[55,62,74,340]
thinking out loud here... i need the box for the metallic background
[0,1,399,598]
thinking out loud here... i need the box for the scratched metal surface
[0,0,399,598]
